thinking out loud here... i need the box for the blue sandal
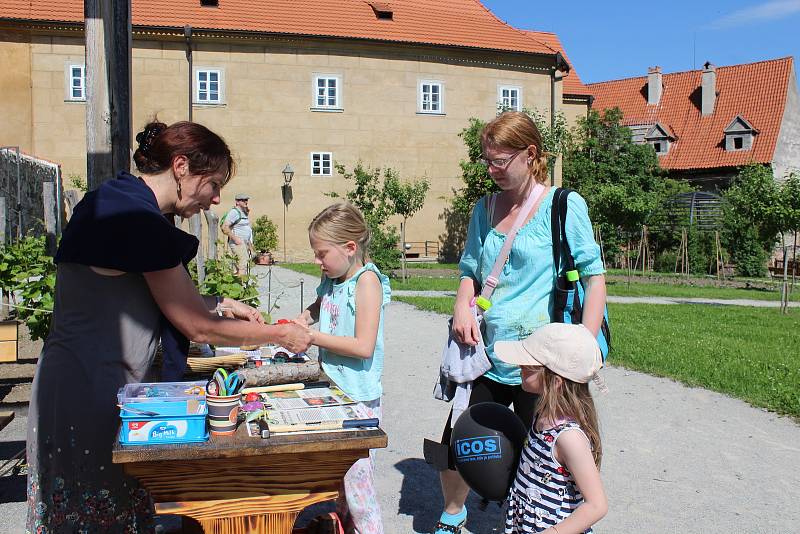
[433,507,467,534]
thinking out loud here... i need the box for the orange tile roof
[588,57,794,171]
[0,0,560,57]
[523,30,590,96]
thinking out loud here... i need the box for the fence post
[0,196,6,319]
[42,182,57,256]
[190,213,204,284]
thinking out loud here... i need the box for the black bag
[551,188,611,360]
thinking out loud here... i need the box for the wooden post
[85,0,132,189]
[190,214,204,284]
[204,210,219,260]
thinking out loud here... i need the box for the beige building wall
[0,30,33,153]
[5,31,587,260]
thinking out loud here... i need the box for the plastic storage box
[118,381,210,445]
[119,400,208,445]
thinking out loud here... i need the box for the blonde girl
[495,323,608,534]
[295,202,391,534]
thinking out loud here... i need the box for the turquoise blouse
[316,263,392,401]
[459,188,605,384]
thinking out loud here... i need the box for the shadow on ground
[0,439,26,504]
[394,458,504,533]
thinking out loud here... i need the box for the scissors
[208,368,243,396]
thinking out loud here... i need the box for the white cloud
[710,0,800,29]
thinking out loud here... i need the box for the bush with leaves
[253,215,279,253]
[0,236,56,341]
[189,254,260,309]
[721,164,781,277]
[329,162,402,272]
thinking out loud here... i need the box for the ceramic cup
[206,394,240,436]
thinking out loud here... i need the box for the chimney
[647,66,662,105]
[701,61,716,116]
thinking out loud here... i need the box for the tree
[329,162,401,272]
[772,172,800,309]
[385,176,430,280]
[252,215,279,253]
[563,107,690,264]
[721,164,781,277]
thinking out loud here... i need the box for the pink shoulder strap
[479,183,546,303]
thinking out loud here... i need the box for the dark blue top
[56,171,199,381]
[56,171,198,271]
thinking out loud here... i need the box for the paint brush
[241,381,330,395]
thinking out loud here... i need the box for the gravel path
[1,265,798,533]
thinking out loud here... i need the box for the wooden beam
[85,0,131,189]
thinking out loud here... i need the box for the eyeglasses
[479,149,525,169]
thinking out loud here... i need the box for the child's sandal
[433,519,465,533]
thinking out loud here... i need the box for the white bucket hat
[494,323,602,384]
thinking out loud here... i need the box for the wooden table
[112,424,387,533]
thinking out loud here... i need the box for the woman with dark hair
[26,120,312,532]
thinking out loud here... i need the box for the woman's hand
[452,303,480,346]
[220,298,264,324]
[275,322,313,353]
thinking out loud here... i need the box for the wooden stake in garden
[714,230,725,280]
[634,225,650,275]
[675,228,689,277]
[594,226,606,268]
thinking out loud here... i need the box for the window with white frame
[497,85,521,111]
[314,75,341,109]
[67,64,85,101]
[311,152,332,176]
[418,80,444,114]
[195,69,223,104]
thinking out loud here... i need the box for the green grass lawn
[283,263,799,301]
[606,280,800,302]
[393,295,800,419]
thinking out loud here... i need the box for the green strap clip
[566,270,580,282]
[475,296,492,311]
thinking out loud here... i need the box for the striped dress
[504,418,593,533]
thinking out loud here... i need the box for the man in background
[221,193,254,276]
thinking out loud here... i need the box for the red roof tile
[522,30,590,96]
[0,0,560,57]
[588,57,794,171]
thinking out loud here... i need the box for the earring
[177,181,182,197]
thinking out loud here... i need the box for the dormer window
[644,122,674,156]
[368,2,393,19]
[724,115,757,152]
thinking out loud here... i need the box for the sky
[481,0,800,83]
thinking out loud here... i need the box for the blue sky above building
[482,0,800,83]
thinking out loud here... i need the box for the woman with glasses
[432,111,607,533]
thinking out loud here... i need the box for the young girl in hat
[295,202,391,534]
[494,323,608,534]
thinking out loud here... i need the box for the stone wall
[0,148,59,245]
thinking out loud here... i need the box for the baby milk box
[117,381,209,445]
